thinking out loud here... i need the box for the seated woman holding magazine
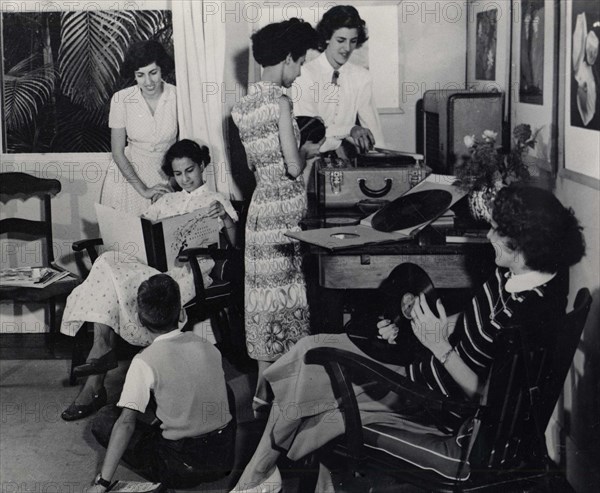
[60,139,238,421]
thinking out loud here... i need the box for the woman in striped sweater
[230,185,586,493]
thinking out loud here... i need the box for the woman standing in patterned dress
[231,19,321,411]
[100,40,177,215]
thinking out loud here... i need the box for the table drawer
[318,254,476,289]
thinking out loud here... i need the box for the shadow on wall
[226,46,256,201]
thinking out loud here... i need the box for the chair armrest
[305,347,479,417]
[72,238,103,251]
[177,244,234,262]
[72,238,103,264]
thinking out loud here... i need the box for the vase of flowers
[456,124,537,222]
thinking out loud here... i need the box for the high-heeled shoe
[230,466,281,493]
[72,350,118,377]
[61,387,107,421]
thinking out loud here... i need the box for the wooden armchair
[301,288,592,492]
[0,172,79,343]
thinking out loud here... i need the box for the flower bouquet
[455,124,537,221]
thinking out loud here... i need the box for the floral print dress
[232,81,310,362]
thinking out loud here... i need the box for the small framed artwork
[475,8,498,81]
[519,0,545,105]
[511,0,559,175]
[467,1,511,94]
[559,0,600,186]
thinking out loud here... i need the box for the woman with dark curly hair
[294,5,384,153]
[100,40,177,215]
[231,18,321,416]
[230,185,585,492]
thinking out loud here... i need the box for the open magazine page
[158,210,221,270]
[95,203,221,271]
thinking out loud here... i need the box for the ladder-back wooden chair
[301,288,592,492]
[0,172,79,342]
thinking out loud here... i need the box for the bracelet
[438,347,455,365]
[94,473,112,489]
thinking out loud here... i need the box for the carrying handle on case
[357,178,393,198]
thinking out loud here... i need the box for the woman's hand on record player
[410,293,452,359]
[350,125,375,153]
[377,318,399,345]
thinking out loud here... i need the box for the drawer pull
[357,178,392,198]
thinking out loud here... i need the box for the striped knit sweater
[407,267,568,407]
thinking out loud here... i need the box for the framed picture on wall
[511,0,559,175]
[475,9,498,81]
[519,0,545,105]
[559,0,600,186]
[467,1,511,104]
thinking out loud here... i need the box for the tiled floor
[0,356,265,493]
[1,348,427,493]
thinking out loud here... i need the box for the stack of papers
[0,267,71,288]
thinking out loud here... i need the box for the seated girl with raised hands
[145,139,237,239]
[60,139,238,422]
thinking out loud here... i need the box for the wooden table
[303,213,495,333]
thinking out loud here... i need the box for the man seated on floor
[87,274,234,491]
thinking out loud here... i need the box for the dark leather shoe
[73,350,118,377]
[61,387,107,421]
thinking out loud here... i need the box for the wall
[554,178,600,493]
[245,0,467,152]
[391,0,467,151]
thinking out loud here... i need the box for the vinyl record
[324,216,361,227]
[371,189,453,232]
[349,263,440,366]
[296,116,326,147]
[379,263,439,330]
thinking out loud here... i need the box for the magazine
[0,266,71,288]
[95,204,221,272]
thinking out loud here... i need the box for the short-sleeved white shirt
[108,82,177,154]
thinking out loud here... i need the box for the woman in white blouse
[100,41,178,216]
[293,5,384,154]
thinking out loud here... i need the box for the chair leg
[46,298,57,347]
[296,454,320,493]
[213,310,233,357]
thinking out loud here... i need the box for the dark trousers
[92,405,235,488]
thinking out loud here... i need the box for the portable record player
[316,149,429,209]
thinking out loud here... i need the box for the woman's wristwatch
[94,473,112,489]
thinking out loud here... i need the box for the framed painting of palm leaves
[1,9,173,153]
